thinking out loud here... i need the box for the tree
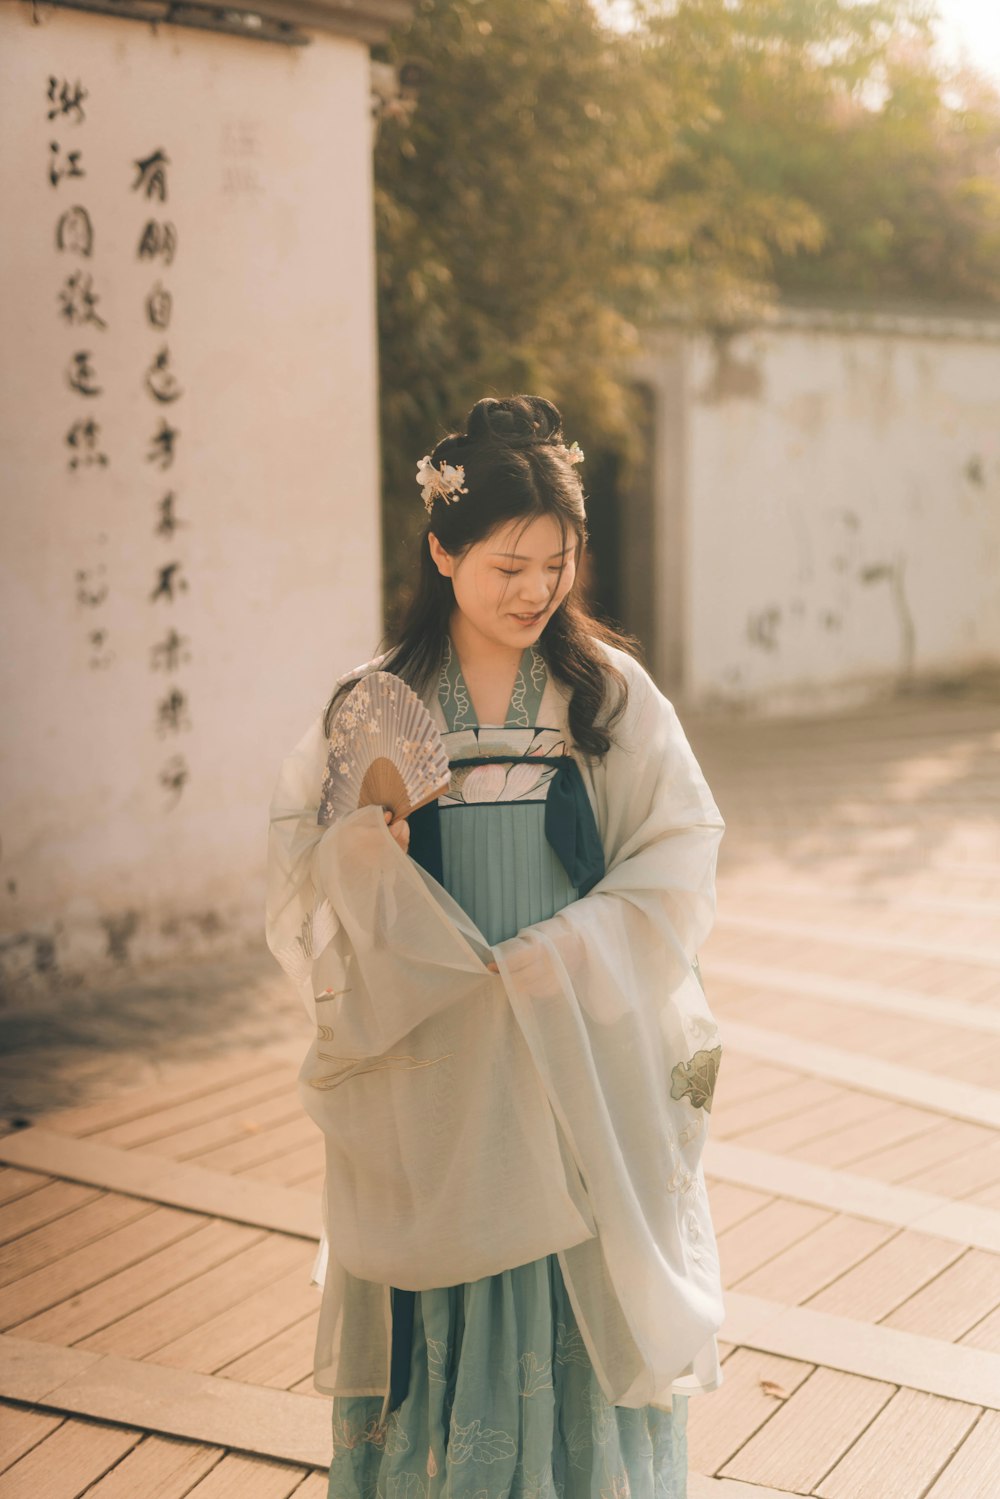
[373,0,669,610]
[372,0,1000,615]
[640,0,1000,306]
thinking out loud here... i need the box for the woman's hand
[488,937,560,997]
[384,808,410,852]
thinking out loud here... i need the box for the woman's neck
[448,609,526,677]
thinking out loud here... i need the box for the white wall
[635,315,1000,714]
[0,6,383,988]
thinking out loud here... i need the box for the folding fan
[317,671,451,827]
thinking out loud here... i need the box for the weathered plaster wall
[635,316,1000,713]
[0,6,383,989]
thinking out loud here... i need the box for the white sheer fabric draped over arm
[491,650,727,1404]
[263,645,727,1407]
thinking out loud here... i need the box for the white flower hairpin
[416,455,469,513]
[415,438,584,513]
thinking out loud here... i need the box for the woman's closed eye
[497,566,564,577]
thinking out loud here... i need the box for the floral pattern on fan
[318,672,451,826]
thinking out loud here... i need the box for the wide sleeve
[490,653,728,1404]
[493,652,725,1012]
[264,691,497,1050]
[264,711,339,1028]
[264,656,396,1028]
[269,764,598,1299]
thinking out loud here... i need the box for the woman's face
[429,512,578,653]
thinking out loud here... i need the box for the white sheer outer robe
[265,641,727,1421]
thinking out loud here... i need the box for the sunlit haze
[594,0,1000,87]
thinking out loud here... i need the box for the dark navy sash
[407,753,604,897]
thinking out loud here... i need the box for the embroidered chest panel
[439,725,570,807]
[432,636,572,806]
[437,636,548,733]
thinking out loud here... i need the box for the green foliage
[644,0,1000,305]
[373,0,1000,613]
[374,0,663,610]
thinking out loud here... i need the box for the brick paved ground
[1,673,998,1497]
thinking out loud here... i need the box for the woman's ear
[428,531,454,578]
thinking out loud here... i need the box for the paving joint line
[716,878,1000,921]
[715,912,1000,967]
[0,1128,320,1238]
[0,1333,331,1468]
[704,959,1000,1035]
[722,1292,1000,1410]
[704,1141,1000,1254]
[4,1127,998,1262]
[721,1020,1000,1130]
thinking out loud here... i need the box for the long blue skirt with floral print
[326,1250,688,1499]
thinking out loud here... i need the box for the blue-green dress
[326,638,689,1499]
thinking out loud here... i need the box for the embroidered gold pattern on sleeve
[307,1049,456,1090]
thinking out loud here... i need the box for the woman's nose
[518,577,551,604]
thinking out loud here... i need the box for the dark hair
[323,394,642,762]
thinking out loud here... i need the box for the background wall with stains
[0,7,383,990]
[634,311,1000,714]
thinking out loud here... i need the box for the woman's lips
[511,609,545,624]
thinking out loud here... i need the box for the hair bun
[465,394,564,450]
[429,431,471,467]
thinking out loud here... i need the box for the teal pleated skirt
[327,799,689,1499]
[327,1251,688,1499]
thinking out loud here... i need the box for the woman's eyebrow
[490,547,574,559]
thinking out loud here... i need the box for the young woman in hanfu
[265,394,727,1499]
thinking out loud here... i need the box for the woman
[266,394,727,1499]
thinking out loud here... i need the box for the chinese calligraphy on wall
[51,73,193,809]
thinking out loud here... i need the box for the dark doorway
[579,382,657,670]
